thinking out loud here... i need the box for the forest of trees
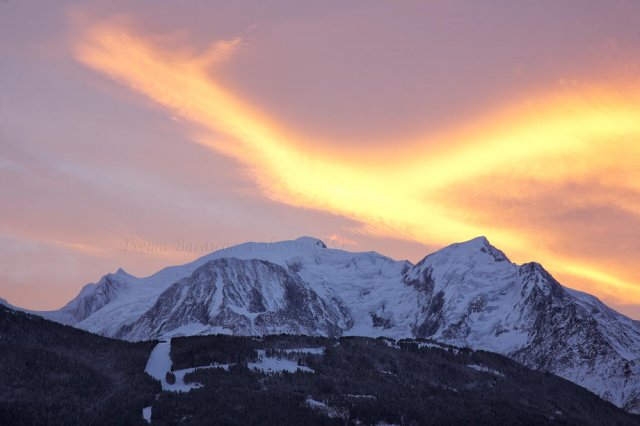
[158,334,639,425]
[0,306,159,425]
[1,306,639,425]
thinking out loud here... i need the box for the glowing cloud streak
[75,23,640,307]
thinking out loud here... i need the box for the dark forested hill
[0,305,159,425]
[1,306,638,425]
[155,335,639,426]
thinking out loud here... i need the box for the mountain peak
[414,236,511,271]
[456,235,492,250]
[445,236,510,263]
[292,236,327,248]
[467,235,490,245]
[110,267,134,279]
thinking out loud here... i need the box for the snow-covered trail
[142,339,209,423]
[144,339,207,392]
[248,349,315,373]
[141,341,322,422]
[142,406,152,423]
[144,341,171,382]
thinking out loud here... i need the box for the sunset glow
[74,22,640,309]
[2,1,639,318]
[6,4,640,422]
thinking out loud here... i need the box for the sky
[1,1,640,318]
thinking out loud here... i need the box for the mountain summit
[37,236,640,413]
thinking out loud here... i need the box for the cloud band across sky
[73,21,640,311]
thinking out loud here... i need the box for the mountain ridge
[13,236,640,413]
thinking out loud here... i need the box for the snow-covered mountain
[40,236,640,413]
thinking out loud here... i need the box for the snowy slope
[404,237,640,412]
[37,236,640,413]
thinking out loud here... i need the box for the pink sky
[1,1,640,319]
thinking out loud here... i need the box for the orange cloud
[325,233,358,249]
[74,22,640,310]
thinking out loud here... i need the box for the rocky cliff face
[41,236,640,412]
[114,258,351,340]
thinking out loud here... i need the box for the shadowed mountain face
[115,258,351,341]
[39,236,640,413]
